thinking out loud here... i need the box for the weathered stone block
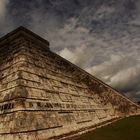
[0,27,139,140]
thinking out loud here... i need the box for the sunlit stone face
[0,27,139,140]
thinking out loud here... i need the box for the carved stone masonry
[0,27,139,140]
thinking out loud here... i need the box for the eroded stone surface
[0,27,139,140]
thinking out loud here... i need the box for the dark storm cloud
[0,0,140,101]
[0,0,15,34]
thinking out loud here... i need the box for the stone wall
[0,28,139,140]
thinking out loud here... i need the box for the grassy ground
[75,115,140,140]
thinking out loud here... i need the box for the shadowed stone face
[0,27,139,140]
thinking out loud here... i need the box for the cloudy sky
[0,0,140,101]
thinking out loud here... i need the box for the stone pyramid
[0,27,139,140]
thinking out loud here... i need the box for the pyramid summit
[0,27,139,140]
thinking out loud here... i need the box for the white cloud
[53,18,98,68]
[86,54,140,100]
[59,44,94,68]
[59,47,77,63]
